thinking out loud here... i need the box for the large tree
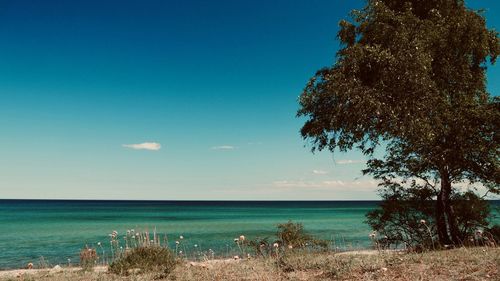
[298,0,500,246]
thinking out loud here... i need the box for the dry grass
[1,247,498,281]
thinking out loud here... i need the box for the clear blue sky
[0,0,498,200]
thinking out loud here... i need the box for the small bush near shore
[276,220,328,249]
[108,246,176,277]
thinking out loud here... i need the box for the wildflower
[420,219,426,225]
[233,255,240,260]
[97,242,101,246]
[234,238,239,243]
[179,251,183,254]
[27,263,33,269]
[273,243,279,248]
[239,235,245,241]
[175,241,180,245]
[180,235,184,240]
[475,229,483,236]
[194,244,198,248]
[288,245,293,249]
[369,231,377,238]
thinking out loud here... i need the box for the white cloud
[211,145,235,150]
[336,159,365,165]
[312,170,329,175]
[123,142,161,151]
[272,179,378,191]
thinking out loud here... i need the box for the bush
[79,246,98,271]
[366,185,492,250]
[109,246,176,277]
[276,220,327,249]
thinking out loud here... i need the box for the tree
[298,0,500,246]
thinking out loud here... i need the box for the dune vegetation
[1,246,498,281]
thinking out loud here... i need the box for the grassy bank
[2,247,498,281]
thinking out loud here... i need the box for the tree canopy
[298,0,499,245]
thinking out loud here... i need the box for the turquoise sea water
[0,200,498,269]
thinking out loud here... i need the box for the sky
[0,0,499,200]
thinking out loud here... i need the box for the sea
[0,200,498,269]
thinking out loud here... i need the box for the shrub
[109,246,176,277]
[80,246,98,271]
[276,220,327,249]
[366,186,492,250]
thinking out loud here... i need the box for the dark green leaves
[298,0,499,192]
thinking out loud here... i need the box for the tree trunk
[441,176,462,245]
[445,202,462,245]
[436,168,462,246]
[436,190,452,245]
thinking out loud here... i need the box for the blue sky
[0,0,498,200]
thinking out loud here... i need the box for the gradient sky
[0,0,499,200]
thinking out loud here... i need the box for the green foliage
[109,246,176,277]
[366,185,435,249]
[276,221,328,249]
[298,0,499,245]
[79,246,98,271]
[366,187,491,249]
[452,191,491,238]
[244,221,327,257]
